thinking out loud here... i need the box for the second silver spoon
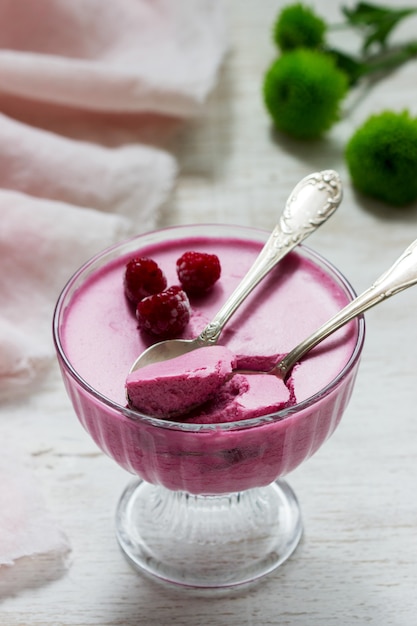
[264,237,417,380]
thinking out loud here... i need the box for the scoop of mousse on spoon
[129,169,343,376]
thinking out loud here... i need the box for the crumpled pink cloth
[0,112,177,219]
[0,0,227,392]
[0,0,227,116]
[0,0,227,582]
[0,191,131,392]
[0,450,70,567]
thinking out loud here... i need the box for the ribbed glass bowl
[53,224,365,588]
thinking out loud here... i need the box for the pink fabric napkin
[0,450,70,567]
[0,0,227,584]
[0,190,131,394]
[0,0,227,391]
[0,0,227,116]
[0,112,177,219]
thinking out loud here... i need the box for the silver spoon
[130,170,342,373]
[266,237,417,380]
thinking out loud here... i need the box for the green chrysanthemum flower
[263,49,349,139]
[345,111,417,206]
[273,2,327,51]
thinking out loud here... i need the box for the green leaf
[326,48,366,85]
[342,2,417,51]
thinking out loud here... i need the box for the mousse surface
[62,235,357,416]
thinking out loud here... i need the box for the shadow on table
[267,123,417,222]
[103,538,380,626]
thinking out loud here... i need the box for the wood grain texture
[2,1,417,624]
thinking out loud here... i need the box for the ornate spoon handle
[276,238,417,379]
[198,170,343,345]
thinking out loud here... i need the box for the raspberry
[176,251,221,294]
[124,257,167,305]
[136,285,191,338]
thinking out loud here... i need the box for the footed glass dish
[53,224,365,588]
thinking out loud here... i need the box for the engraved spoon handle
[198,170,343,345]
[276,238,417,379]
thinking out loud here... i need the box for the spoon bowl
[130,169,342,372]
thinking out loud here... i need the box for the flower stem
[358,41,417,79]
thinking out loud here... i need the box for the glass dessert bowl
[53,224,365,588]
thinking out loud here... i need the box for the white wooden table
[2,1,417,624]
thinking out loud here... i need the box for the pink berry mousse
[126,345,293,420]
[125,346,236,418]
[56,226,364,495]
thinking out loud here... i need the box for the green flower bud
[273,2,327,51]
[346,110,417,206]
[263,49,348,139]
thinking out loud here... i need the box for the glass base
[115,479,302,588]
